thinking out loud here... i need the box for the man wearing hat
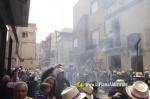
[133,72,144,83]
[56,68,70,99]
[41,64,63,82]
[126,81,150,99]
[108,79,129,99]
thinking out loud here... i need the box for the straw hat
[145,68,149,71]
[81,86,93,99]
[113,70,117,73]
[121,71,125,74]
[129,68,132,71]
[61,86,86,99]
[116,79,126,87]
[102,71,106,74]
[117,72,122,75]
[134,72,144,78]
[126,81,150,99]
[145,71,149,74]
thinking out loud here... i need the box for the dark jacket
[27,80,37,98]
[41,67,54,82]
[56,77,70,99]
[108,89,129,99]
[0,81,13,99]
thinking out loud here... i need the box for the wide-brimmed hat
[116,79,126,87]
[145,71,149,74]
[61,86,86,99]
[121,71,125,74]
[129,68,133,71]
[145,68,149,71]
[117,72,122,75]
[102,71,106,74]
[113,70,117,73]
[81,86,93,99]
[126,81,150,99]
[134,72,144,78]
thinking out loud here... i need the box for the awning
[0,0,30,27]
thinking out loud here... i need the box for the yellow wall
[17,23,37,69]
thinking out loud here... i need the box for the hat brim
[133,76,144,78]
[86,94,93,99]
[62,93,86,99]
[79,93,86,99]
[126,86,150,99]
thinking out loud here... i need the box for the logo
[76,81,86,88]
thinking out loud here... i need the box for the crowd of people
[0,64,150,99]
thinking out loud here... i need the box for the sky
[29,0,79,42]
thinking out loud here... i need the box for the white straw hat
[126,81,150,99]
[116,79,126,87]
[145,71,149,74]
[134,72,144,78]
[81,86,93,99]
[61,86,86,99]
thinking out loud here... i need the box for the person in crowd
[20,69,29,82]
[112,70,117,82]
[101,71,109,92]
[116,72,122,79]
[108,79,129,99]
[41,64,62,82]
[144,71,149,80]
[145,74,150,89]
[125,81,150,99]
[133,72,144,82]
[56,68,70,99]
[27,72,38,98]
[35,83,52,99]
[125,71,132,85]
[43,76,58,99]
[13,81,33,99]
[0,75,12,99]
[92,86,100,99]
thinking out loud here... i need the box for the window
[51,53,54,58]
[57,36,61,42]
[57,32,60,36]
[92,30,100,46]
[145,28,150,45]
[74,38,78,47]
[91,0,98,14]
[103,0,116,9]
[29,32,34,35]
[22,32,28,38]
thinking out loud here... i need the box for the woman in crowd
[43,76,58,99]
[35,83,51,99]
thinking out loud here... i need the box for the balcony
[86,39,101,50]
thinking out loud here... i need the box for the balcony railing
[86,39,101,50]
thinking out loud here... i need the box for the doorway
[109,55,121,69]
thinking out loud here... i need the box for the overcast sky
[29,0,79,42]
